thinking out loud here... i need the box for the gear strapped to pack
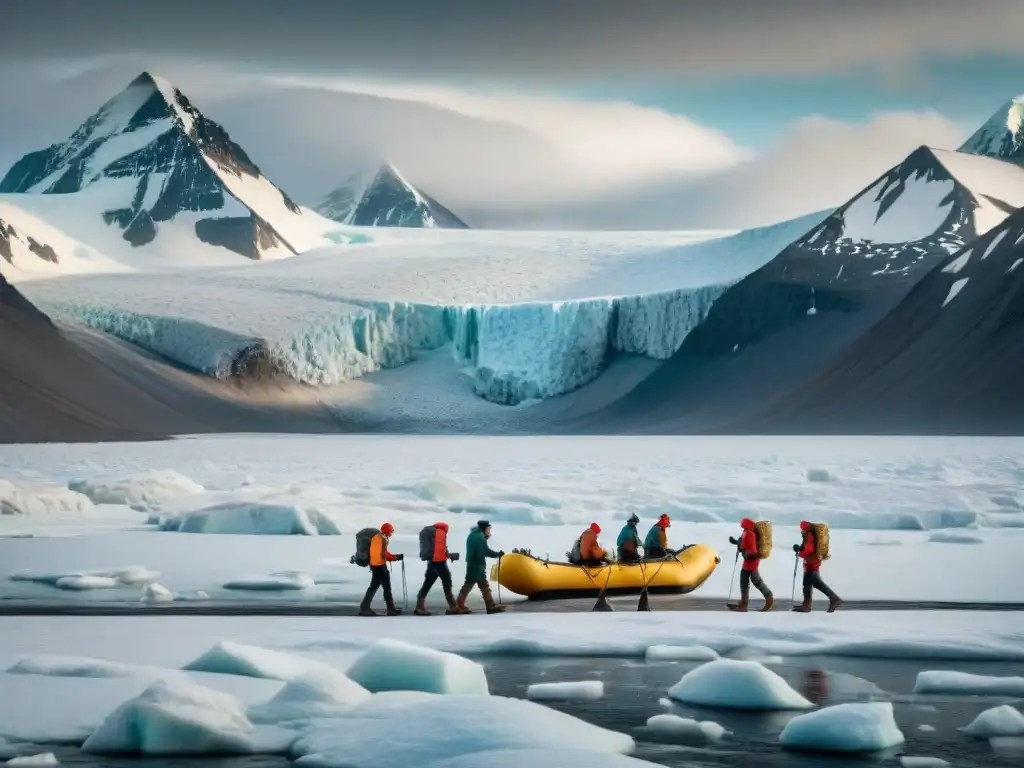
[754,521,773,559]
[567,535,584,564]
[419,526,436,561]
[810,523,831,560]
[352,527,381,567]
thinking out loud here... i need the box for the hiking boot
[760,594,775,612]
[414,596,431,616]
[455,586,473,614]
[385,598,402,616]
[486,604,507,614]
[827,596,842,613]
[358,607,377,617]
[728,598,749,612]
[791,598,812,613]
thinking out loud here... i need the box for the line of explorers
[353,519,507,616]
[353,515,841,615]
[726,518,842,613]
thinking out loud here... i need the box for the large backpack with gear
[352,527,380,567]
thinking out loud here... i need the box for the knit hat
[477,519,492,530]
[799,520,811,531]
[627,514,640,525]
[658,514,671,528]
[590,522,601,534]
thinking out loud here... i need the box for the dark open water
[15,655,1024,768]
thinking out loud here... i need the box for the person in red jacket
[792,521,841,613]
[359,522,403,617]
[727,518,774,612]
[414,522,460,616]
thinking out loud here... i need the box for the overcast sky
[2,0,1023,228]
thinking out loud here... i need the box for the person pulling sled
[727,518,774,612]
[352,523,404,616]
[792,520,842,613]
[454,520,506,614]
[414,522,461,616]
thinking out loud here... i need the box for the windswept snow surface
[18,211,828,405]
[2,435,1024,604]
[841,173,955,244]
[930,150,1024,234]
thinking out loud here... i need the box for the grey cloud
[3,0,1024,81]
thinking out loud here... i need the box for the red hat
[590,522,601,534]
[435,522,449,532]
[740,518,755,529]
[658,515,671,527]
[381,522,395,535]
[799,521,811,531]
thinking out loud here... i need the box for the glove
[792,544,801,553]
[395,553,405,561]
[448,552,460,561]
[498,550,506,557]
[728,536,738,545]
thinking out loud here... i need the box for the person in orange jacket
[359,522,403,617]
[578,522,609,566]
[792,520,841,613]
[414,522,460,616]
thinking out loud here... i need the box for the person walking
[455,520,506,614]
[358,522,404,617]
[793,520,841,613]
[727,518,774,612]
[414,522,460,616]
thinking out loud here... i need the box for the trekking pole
[496,554,503,605]
[790,553,799,605]
[401,559,408,611]
[726,549,739,606]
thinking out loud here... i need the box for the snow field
[841,171,955,245]
[16,212,822,404]
[3,435,1024,604]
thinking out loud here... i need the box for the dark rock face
[194,215,288,260]
[317,165,469,228]
[0,217,62,268]
[0,71,301,258]
[737,208,1024,434]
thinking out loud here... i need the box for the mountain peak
[0,73,320,261]
[315,163,468,229]
[959,95,1024,162]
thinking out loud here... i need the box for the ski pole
[790,553,799,604]
[496,554,503,605]
[401,559,408,611]
[726,549,739,605]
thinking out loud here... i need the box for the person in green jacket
[617,514,642,563]
[455,519,506,614]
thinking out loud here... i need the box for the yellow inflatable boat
[490,544,720,600]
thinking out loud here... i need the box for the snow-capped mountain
[740,206,1024,434]
[315,164,469,228]
[959,96,1024,163]
[0,72,330,260]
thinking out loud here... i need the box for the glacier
[47,287,727,405]
[23,210,829,406]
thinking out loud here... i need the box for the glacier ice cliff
[43,284,728,406]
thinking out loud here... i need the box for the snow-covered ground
[0,435,1022,603]
[15,210,828,404]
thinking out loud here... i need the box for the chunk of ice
[959,705,1024,737]
[644,714,727,742]
[526,681,604,702]
[915,670,1024,697]
[345,639,489,695]
[667,660,813,711]
[183,641,340,682]
[780,702,905,753]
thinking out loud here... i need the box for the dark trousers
[740,568,772,597]
[361,564,393,608]
[579,558,608,567]
[803,570,837,602]
[618,549,640,563]
[418,561,453,599]
[645,545,668,559]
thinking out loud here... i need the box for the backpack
[567,535,583,564]
[754,521,773,559]
[352,527,380,568]
[419,526,436,561]
[809,523,831,560]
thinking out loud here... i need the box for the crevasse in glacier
[43,284,729,405]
